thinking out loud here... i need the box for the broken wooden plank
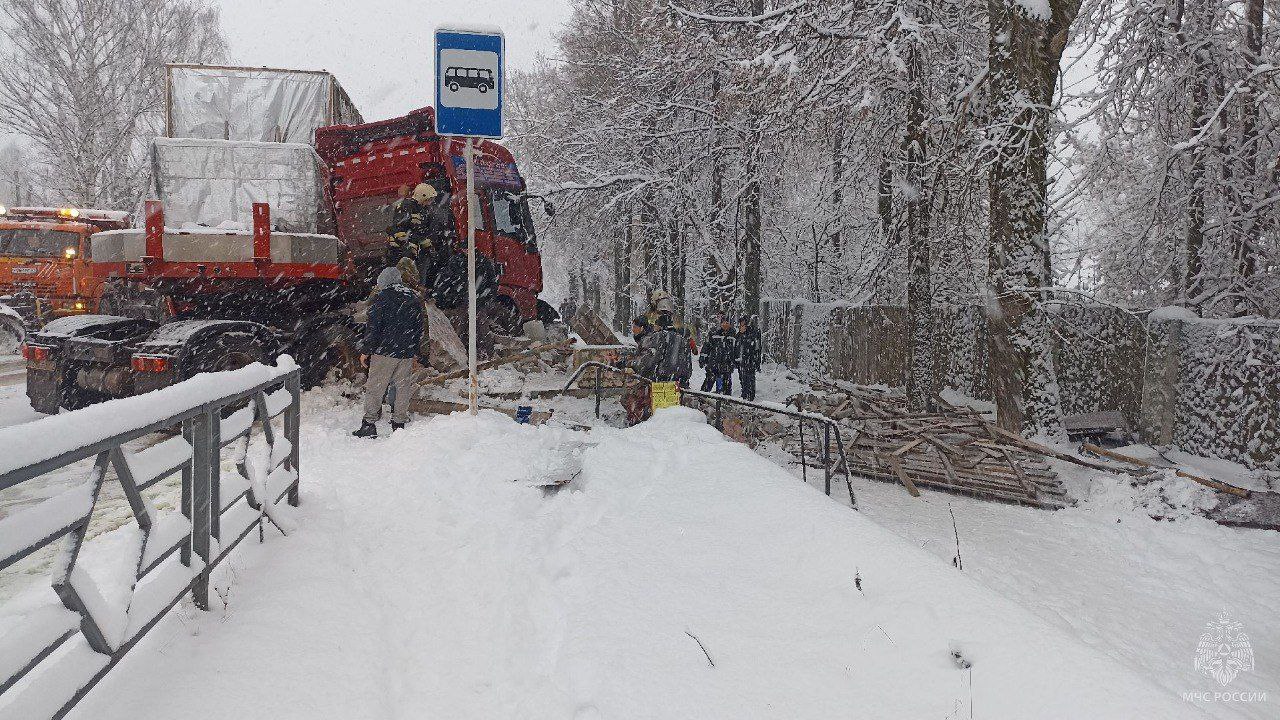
[1080,443,1251,498]
[890,458,921,497]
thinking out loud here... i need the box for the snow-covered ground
[3,365,1276,718]
[0,380,42,430]
[3,394,1217,719]
[797,465,1278,719]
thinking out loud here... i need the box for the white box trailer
[165,64,363,145]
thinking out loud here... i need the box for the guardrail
[0,361,301,719]
[564,361,856,507]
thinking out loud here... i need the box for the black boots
[391,421,406,432]
[352,421,378,438]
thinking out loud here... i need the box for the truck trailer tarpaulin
[165,64,364,145]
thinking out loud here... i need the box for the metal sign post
[464,137,478,414]
[435,27,505,416]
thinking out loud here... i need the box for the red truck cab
[314,107,548,331]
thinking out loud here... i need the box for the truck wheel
[478,84,489,93]
[491,295,521,336]
[536,299,560,325]
[296,324,361,389]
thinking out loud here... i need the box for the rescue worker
[386,184,426,266]
[620,311,689,425]
[630,316,651,344]
[736,315,762,401]
[644,289,676,328]
[417,181,457,289]
[354,266,426,438]
[620,317,654,425]
[700,315,737,394]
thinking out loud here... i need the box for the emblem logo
[1195,612,1254,686]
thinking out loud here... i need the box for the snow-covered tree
[0,0,228,208]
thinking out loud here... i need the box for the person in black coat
[354,266,426,438]
[700,315,737,394]
[736,315,762,401]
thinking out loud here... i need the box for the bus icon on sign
[438,47,500,112]
[445,67,493,93]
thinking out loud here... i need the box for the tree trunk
[829,116,846,254]
[903,30,934,413]
[741,0,765,319]
[1179,0,1208,310]
[1230,0,1263,315]
[742,121,763,319]
[985,0,1079,437]
[614,214,633,330]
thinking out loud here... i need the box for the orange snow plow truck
[0,206,131,348]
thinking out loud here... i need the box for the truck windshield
[488,191,537,252]
[0,228,78,258]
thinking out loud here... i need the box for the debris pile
[775,384,1070,508]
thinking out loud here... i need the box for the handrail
[563,361,856,507]
[0,364,302,719]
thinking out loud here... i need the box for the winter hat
[376,265,403,289]
[412,183,438,204]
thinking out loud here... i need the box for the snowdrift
[54,404,1201,719]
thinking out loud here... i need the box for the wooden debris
[413,339,574,387]
[785,384,1071,509]
[568,306,618,345]
[1080,443,1251,498]
[890,458,922,497]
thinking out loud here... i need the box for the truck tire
[491,295,521,336]
[536,299,560,325]
[0,308,23,356]
[295,323,361,389]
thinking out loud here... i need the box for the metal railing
[564,361,856,507]
[0,367,301,719]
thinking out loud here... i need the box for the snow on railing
[0,358,302,720]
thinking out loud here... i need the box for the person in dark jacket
[354,266,426,438]
[417,182,457,289]
[700,315,737,394]
[736,315,762,401]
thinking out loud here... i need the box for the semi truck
[22,68,550,413]
[315,106,553,331]
[0,206,132,347]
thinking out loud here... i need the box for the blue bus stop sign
[435,28,504,138]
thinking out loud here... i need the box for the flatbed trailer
[23,200,362,412]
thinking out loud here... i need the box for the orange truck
[0,206,132,336]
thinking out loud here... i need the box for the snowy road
[0,372,40,430]
[11,398,1205,720]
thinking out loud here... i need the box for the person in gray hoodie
[354,266,426,438]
